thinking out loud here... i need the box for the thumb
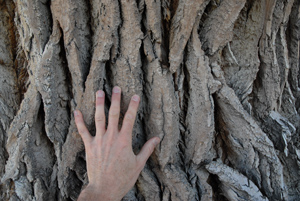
[137,137,160,167]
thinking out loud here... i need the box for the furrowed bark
[184,18,221,200]
[2,0,300,200]
[143,58,197,200]
[0,1,19,199]
[109,0,144,156]
[287,0,300,105]
[213,64,287,200]
[253,0,294,119]
[206,160,269,201]
[51,0,92,100]
[2,0,56,200]
[2,86,57,200]
[221,0,265,113]
[58,0,120,198]
[200,0,246,55]
[169,0,209,73]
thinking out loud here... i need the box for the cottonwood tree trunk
[0,0,299,200]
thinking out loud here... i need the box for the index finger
[74,110,92,145]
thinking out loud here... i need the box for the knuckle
[94,136,103,145]
[147,143,156,155]
[138,156,147,170]
[128,105,138,113]
[124,112,134,122]
[95,115,105,123]
[75,121,85,128]
[74,118,81,125]
[78,127,86,134]
[119,139,128,150]
[109,109,119,118]
[147,145,154,154]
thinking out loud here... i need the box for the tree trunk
[1,0,300,200]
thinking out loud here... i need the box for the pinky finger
[74,110,92,145]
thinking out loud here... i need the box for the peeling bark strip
[1,0,300,200]
[221,0,265,112]
[206,160,269,201]
[215,82,287,200]
[200,0,246,55]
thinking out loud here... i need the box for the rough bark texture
[0,0,300,200]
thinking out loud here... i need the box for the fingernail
[97,90,104,97]
[74,110,79,116]
[132,95,140,102]
[113,86,121,93]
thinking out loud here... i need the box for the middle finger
[107,86,121,133]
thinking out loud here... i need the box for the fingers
[137,137,160,168]
[95,90,106,136]
[120,95,140,137]
[74,110,92,145]
[107,86,121,132]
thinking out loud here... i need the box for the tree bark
[0,0,300,200]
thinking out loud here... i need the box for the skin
[74,86,160,201]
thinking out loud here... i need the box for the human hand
[75,86,160,201]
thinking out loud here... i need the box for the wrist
[78,184,119,201]
[77,185,102,201]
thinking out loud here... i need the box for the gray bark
[0,0,300,200]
